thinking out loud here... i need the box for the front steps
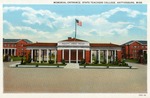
[64,63,79,69]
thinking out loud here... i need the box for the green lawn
[80,63,128,67]
[20,63,66,66]
[11,56,26,61]
[125,59,138,63]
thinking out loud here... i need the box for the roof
[60,37,88,42]
[122,40,147,45]
[3,38,32,43]
[25,43,57,47]
[138,41,147,45]
[90,43,120,47]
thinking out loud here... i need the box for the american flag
[76,19,82,26]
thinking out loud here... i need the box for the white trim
[39,49,41,63]
[98,50,101,64]
[83,50,85,59]
[106,50,108,64]
[11,49,13,56]
[3,48,16,49]
[62,49,64,59]
[58,41,90,47]
[57,47,90,50]
[47,49,49,63]
[114,50,116,61]
[54,50,57,64]
[14,49,16,56]
[31,49,33,62]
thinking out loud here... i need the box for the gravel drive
[3,61,147,93]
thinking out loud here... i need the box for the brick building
[122,40,147,61]
[25,37,122,64]
[3,38,32,56]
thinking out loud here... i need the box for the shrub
[3,55,8,62]
[103,59,106,64]
[49,60,54,64]
[26,53,31,63]
[20,57,24,64]
[41,61,44,63]
[94,59,99,64]
[36,64,38,67]
[80,59,85,65]
[113,60,119,65]
[61,59,65,64]
[107,65,109,68]
[120,59,128,66]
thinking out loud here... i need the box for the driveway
[3,61,147,93]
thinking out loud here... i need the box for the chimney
[68,37,72,40]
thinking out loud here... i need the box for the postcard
[0,0,150,98]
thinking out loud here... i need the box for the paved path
[64,63,79,69]
[3,61,147,93]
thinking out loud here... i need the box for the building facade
[122,40,147,60]
[3,38,32,56]
[25,37,122,64]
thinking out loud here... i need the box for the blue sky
[3,4,147,44]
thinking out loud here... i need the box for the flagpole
[75,19,77,39]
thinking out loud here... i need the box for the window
[8,44,9,46]
[134,46,137,48]
[142,46,144,48]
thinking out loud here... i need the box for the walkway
[64,63,79,69]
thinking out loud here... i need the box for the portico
[3,48,16,56]
[25,37,122,64]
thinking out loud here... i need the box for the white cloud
[3,6,147,43]
[100,7,144,18]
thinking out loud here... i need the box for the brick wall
[117,51,122,62]
[122,41,147,59]
[57,50,62,63]
[85,50,90,63]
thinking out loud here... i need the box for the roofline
[3,42,17,43]
[90,43,121,47]
[24,42,57,47]
[123,40,147,45]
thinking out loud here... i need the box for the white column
[31,49,33,62]
[76,49,78,63]
[98,50,101,64]
[39,49,41,63]
[47,49,49,63]
[69,49,71,63]
[83,50,85,59]
[55,50,57,64]
[114,50,116,61]
[91,50,93,63]
[106,50,108,64]
[14,49,16,56]
[62,49,64,59]
[11,49,13,56]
